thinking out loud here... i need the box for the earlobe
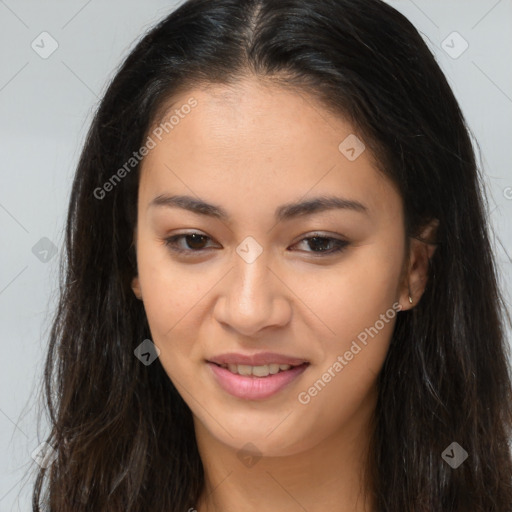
[131,276,143,300]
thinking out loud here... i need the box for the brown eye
[163,232,349,258]
[292,234,349,255]
[164,233,217,254]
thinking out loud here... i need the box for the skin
[131,77,437,512]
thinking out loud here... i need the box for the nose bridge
[232,246,273,315]
[215,240,291,334]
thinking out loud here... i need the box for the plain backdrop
[0,0,511,509]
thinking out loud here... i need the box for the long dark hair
[31,0,512,510]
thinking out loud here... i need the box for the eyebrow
[149,194,369,222]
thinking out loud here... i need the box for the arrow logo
[338,134,365,161]
[236,236,263,264]
[134,339,160,365]
[441,442,468,468]
[237,442,262,468]
[31,31,59,59]
[441,31,468,59]
[32,237,58,263]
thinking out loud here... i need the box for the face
[131,77,419,456]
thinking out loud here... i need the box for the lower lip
[207,362,309,400]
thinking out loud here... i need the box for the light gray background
[1,0,511,509]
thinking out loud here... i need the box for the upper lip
[207,352,309,366]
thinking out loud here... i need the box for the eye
[291,233,349,255]
[163,232,218,255]
[163,231,349,258]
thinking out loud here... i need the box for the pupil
[309,237,330,251]
[187,234,207,249]
[184,235,332,251]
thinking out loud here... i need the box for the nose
[213,250,292,336]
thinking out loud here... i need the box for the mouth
[208,361,309,377]
[206,360,310,400]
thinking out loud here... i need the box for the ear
[130,227,143,300]
[399,218,439,311]
[131,275,143,300]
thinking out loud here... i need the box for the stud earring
[408,289,413,304]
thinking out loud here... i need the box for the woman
[31,0,512,510]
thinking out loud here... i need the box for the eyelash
[163,232,349,257]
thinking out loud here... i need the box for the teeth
[219,362,297,376]
[269,363,280,374]
[237,364,253,376]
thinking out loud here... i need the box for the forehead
[139,78,402,222]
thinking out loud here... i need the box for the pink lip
[207,361,309,400]
[207,352,308,366]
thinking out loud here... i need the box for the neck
[193,389,377,512]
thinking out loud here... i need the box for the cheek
[135,237,204,343]
[295,256,400,440]
[294,238,403,407]
[300,239,404,345]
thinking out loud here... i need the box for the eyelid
[163,231,220,252]
[291,232,349,256]
[163,230,349,257]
